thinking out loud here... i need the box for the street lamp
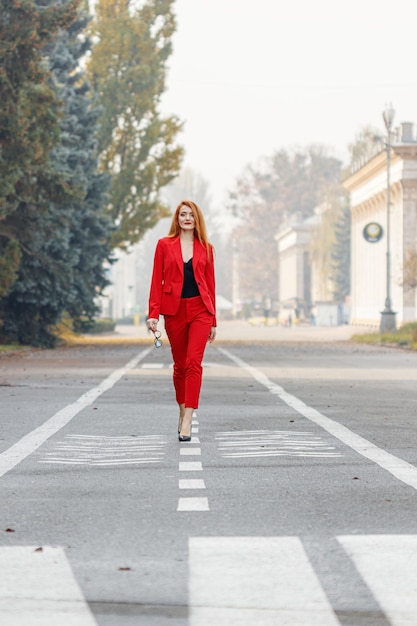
[380,104,396,333]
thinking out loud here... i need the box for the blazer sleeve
[148,240,164,320]
[206,245,217,327]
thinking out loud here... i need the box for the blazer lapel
[192,237,203,269]
[173,236,183,274]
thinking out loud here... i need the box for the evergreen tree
[0,0,79,296]
[331,198,351,301]
[88,0,183,249]
[0,4,113,346]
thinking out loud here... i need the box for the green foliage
[82,317,116,334]
[0,239,21,297]
[88,0,183,249]
[0,0,80,305]
[0,0,79,220]
[353,322,417,350]
[330,197,351,301]
[0,3,113,347]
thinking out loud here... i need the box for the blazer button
[197,282,201,285]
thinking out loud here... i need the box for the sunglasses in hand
[151,329,162,348]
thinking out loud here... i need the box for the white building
[275,210,344,326]
[343,122,417,326]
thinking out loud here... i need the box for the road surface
[1,335,417,625]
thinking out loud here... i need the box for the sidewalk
[114,320,369,343]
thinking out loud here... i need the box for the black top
[181,258,200,298]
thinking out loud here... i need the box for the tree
[88,0,183,249]
[330,197,351,301]
[229,146,342,303]
[0,3,113,346]
[0,0,80,297]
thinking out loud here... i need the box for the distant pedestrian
[147,200,216,442]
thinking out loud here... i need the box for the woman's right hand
[147,318,159,332]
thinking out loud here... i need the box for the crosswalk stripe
[338,535,417,625]
[188,537,339,625]
[0,546,97,625]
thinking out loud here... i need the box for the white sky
[161,0,417,208]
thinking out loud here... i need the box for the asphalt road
[1,339,417,626]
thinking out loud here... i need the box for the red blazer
[148,236,217,326]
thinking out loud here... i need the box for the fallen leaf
[34,547,43,552]
[5,528,15,533]
[118,566,131,571]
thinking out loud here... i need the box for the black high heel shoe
[178,433,191,442]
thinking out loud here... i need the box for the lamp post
[380,104,397,332]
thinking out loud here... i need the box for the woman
[147,200,216,442]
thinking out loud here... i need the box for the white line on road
[0,349,152,478]
[189,537,339,625]
[177,497,209,511]
[180,448,202,456]
[216,429,341,459]
[179,479,206,489]
[219,347,417,491]
[140,362,164,368]
[0,546,97,625]
[338,535,417,626]
[39,433,166,466]
[179,462,203,472]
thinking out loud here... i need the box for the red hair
[167,200,212,255]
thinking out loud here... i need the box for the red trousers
[164,296,213,409]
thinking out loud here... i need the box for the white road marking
[38,434,166,466]
[140,363,164,368]
[180,448,201,456]
[179,479,206,489]
[0,546,97,625]
[0,349,152,478]
[177,497,209,511]
[189,537,339,625]
[219,347,417,491]
[179,462,203,471]
[216,430,341,459]
[338,535,417,626]
[178,418,207,511]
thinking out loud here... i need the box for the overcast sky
[160,0,417,208]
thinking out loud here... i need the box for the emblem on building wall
[363,222,383,243]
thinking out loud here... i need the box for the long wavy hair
[167,200,212,254]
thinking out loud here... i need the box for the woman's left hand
[208,326,216,343]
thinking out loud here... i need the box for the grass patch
[353,321,417,350]
[0,344,27,353]
[53,322,149,347]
